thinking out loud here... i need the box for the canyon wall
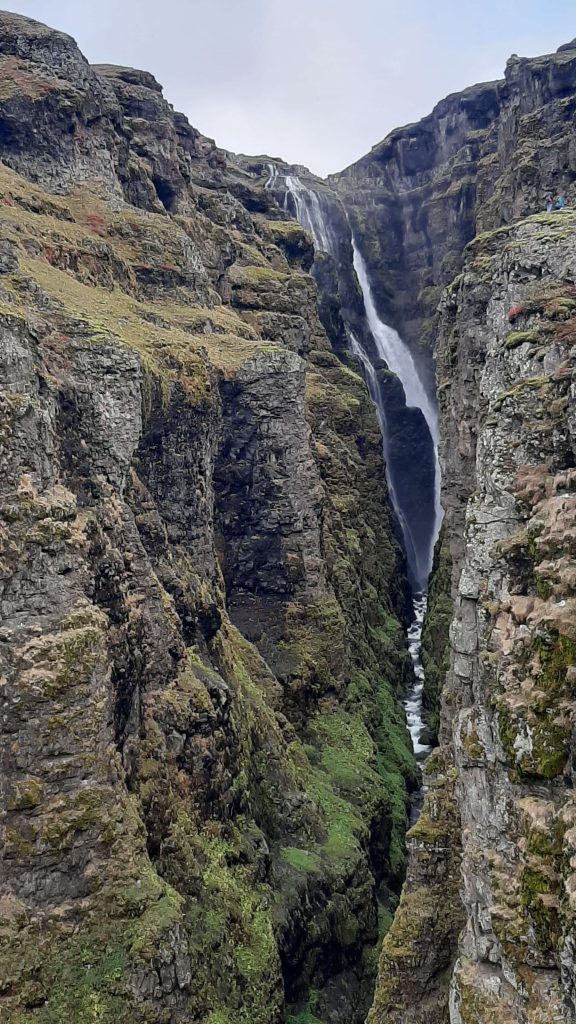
[331,43,576,382]
[0,12,418,1024]
[1,10,576,1024]
[364,42,576,1024]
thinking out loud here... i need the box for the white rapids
[405,593,432,758]
[405,592,432,822]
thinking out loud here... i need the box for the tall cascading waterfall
[274,168,442,759]
[351,244,444,584]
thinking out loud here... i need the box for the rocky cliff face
[2,11,576,1024]
[436,210,576,1024]
[0,12,419,1024]
[330,44,576,383]
[367,135,576,1024]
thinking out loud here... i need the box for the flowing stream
[271,168,440,765]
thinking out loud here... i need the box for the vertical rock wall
[369,209,576,1024]
[437,212,576,1023]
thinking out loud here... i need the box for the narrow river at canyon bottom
[405,592,433,824]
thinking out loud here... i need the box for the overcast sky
[4,1,573,176]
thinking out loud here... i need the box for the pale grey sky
[3,1,572,175]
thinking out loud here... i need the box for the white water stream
[405,594,432,757]
[269,167,439,761]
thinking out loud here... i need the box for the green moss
[461,725,483,760]
[4,925,132,1024]
[129,886,183,962]
[367,769,463,1024]
[421,537,452,742]
[497,701,571,779]
[527,817,566,859]
[494,376,550,408]
[182,823,280,1023]
[408,790,454,845]
[504,330,540,349]
[377,903,394,940]
[51,627,103,694]
[534,632,576,696]
[281,847,322,872]
[0,166,274,396]
[3,826,35,859]
[303,756,370,867]
[278,596,348,695]
[228,263,291,285]
[0,860,188,1024]
[287,1012,323,1024]
[39,788,116,851]
[520,865,562,953]
[258,219,310,251]
[7,777,44,811]
[535,577,553,600]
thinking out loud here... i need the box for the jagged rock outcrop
[0,12,418,1024]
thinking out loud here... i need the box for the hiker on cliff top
[555,194,567,210]
[546,193,554,212]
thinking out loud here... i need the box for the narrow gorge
[0,11,575,1024]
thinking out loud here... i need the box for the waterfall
[348,330,423,580]
[351,241,443,582]
[278,173,442,587]
[349,328,433,763]
[268,171,442,761]
[264,163,279,190]
[351,245,438,445]
[284,175,335,255]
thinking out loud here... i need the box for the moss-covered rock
[0,19,417,1024]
